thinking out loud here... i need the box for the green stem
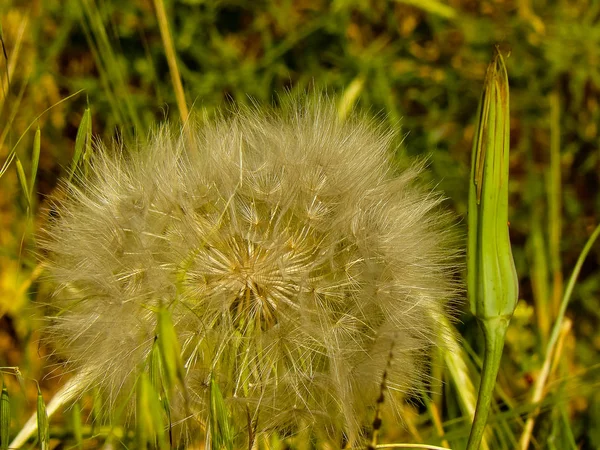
[466,316,509,450]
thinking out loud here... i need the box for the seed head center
[227,243,280,330]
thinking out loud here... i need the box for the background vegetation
[0,0,599,448]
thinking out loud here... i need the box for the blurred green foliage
[1,0,599,448]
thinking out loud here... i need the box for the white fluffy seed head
[41,95,461,445]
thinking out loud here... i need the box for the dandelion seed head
[42,95,461,445]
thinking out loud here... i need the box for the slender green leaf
[208,374,234,450]
[519,222,600,449]
[548,91,563,314]
[16,157,30,204]
[394,0,457,20]
[0,384,10,450]
[36,385,49,450]
[29,126,41,202]
[0,90,84,181]
[338,76,365,121]
[0,151,16,180]
[90,388,102,435]
[71,401,83,450]
[149,337,163,394]
[136,373,167,450]
[69,107,92,182]
[149,336,174,448]
[157,308,186,395]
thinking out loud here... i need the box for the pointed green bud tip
[467,49,519,321]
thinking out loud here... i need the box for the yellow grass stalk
[152,0,189,125]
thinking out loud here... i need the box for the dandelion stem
[466,317,508,450]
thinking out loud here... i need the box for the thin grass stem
[548,91,563,316]
[152,0,189,125]
[518,222,600,449]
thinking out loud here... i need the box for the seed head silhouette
[42,96,460,445]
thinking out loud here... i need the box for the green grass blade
[16,157,30,206]
[529,210,551,340]
[209,374,234,450]
[79,0,142,134]
[0,150,17,180]
[1,90,83,181]
[519,222,600,449]
[9,371,85,450]
[394,0,457,20]
[136,373,167,450]
[28,126,40,203]
[0,383,10,450]
[36,385,49,450]
[149,336,174,447]
[548,91,563,315]
[149,337,163,395]
[69,106,92,182]
[71,402,83,450]
[338,76,365,121]
[157,308,186,394]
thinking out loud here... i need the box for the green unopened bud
[467,49,518,321]
[466,49,519,450]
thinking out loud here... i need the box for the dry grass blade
[0,10,29,123]
[0,20,9,96]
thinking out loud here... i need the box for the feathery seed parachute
[42,96,460,446]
